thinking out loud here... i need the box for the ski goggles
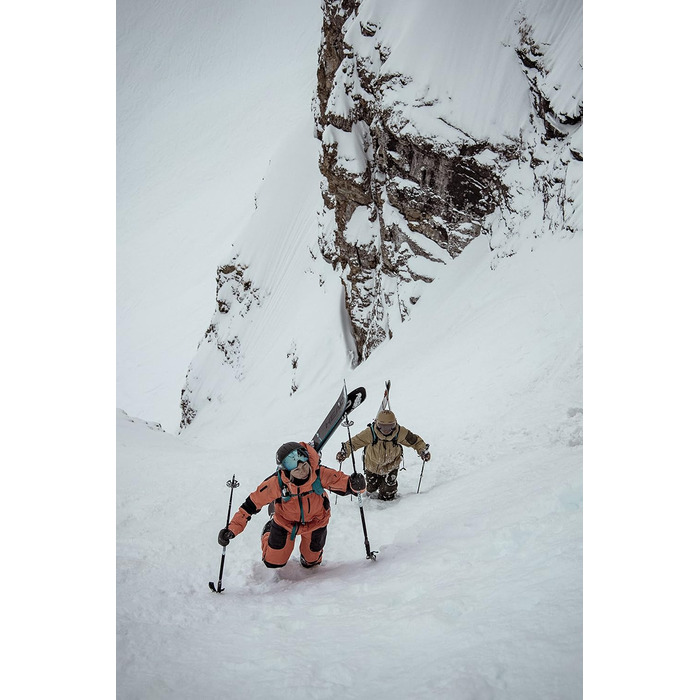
[376,422,396,435]
[279,447,309,471]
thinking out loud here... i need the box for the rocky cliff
[313,0,582,362]
[179,0,582,430]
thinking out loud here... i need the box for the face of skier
[376,420,396,436]
[290,461,310,479]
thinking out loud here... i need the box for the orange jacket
[228,442,355,539]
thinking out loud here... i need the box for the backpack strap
[368,422,378,445]
[276,469,291,502]
[296,468,324,497]
[277,468,325,541]
[312,469,325,495]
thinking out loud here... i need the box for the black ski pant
[366,468,399,500]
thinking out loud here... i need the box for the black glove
[349,472,366,492]
[420,450,431,462]
[218,528,234,547]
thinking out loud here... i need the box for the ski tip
[347,386,366,409]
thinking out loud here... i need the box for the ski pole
[416,444,430,494]
[343,412,377,560]
[209,473,239,593]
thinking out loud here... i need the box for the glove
[420,450,431,462]
[218,528,234,547]
[349,472,366,493]
[336,446,347,462]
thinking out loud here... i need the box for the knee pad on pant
[309,526,327,552]
[299,526,327,567]
[262,520,294,568]
[267,520,289,549]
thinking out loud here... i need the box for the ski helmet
[276,442,310,471]
[376,410,397,435]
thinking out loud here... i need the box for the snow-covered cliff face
[179,0,582,431]
[314,0,582,361]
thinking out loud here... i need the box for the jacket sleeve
[398,426,427,455]
[341,426,374,455]
[228,475,280,536]
[319,465,355,496]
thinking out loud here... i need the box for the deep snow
[117,231,583,699]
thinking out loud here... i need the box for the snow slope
[7,0,698,697]
[116,1,583,697]
[176,121,355,438]
[117,232,582,699]
[117,0,322,431]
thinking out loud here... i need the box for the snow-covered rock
[314,0,582,361]
[179,0,582,434]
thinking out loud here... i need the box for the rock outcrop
[313,0,582,362]
[179,257,261,429]
[178,0,582,431]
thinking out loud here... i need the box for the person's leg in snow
[378,468,399,501]
[366,470,382,496]
[299,526,326,568]
[261,519,294,568]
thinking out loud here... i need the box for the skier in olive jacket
[336,410,430,501]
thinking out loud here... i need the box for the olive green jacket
[341,423,427,475]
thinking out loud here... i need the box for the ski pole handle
[344,415,359,475]
[416,444,429,494]
[224,474,239,526]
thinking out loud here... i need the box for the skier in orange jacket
[217,441,366,568]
